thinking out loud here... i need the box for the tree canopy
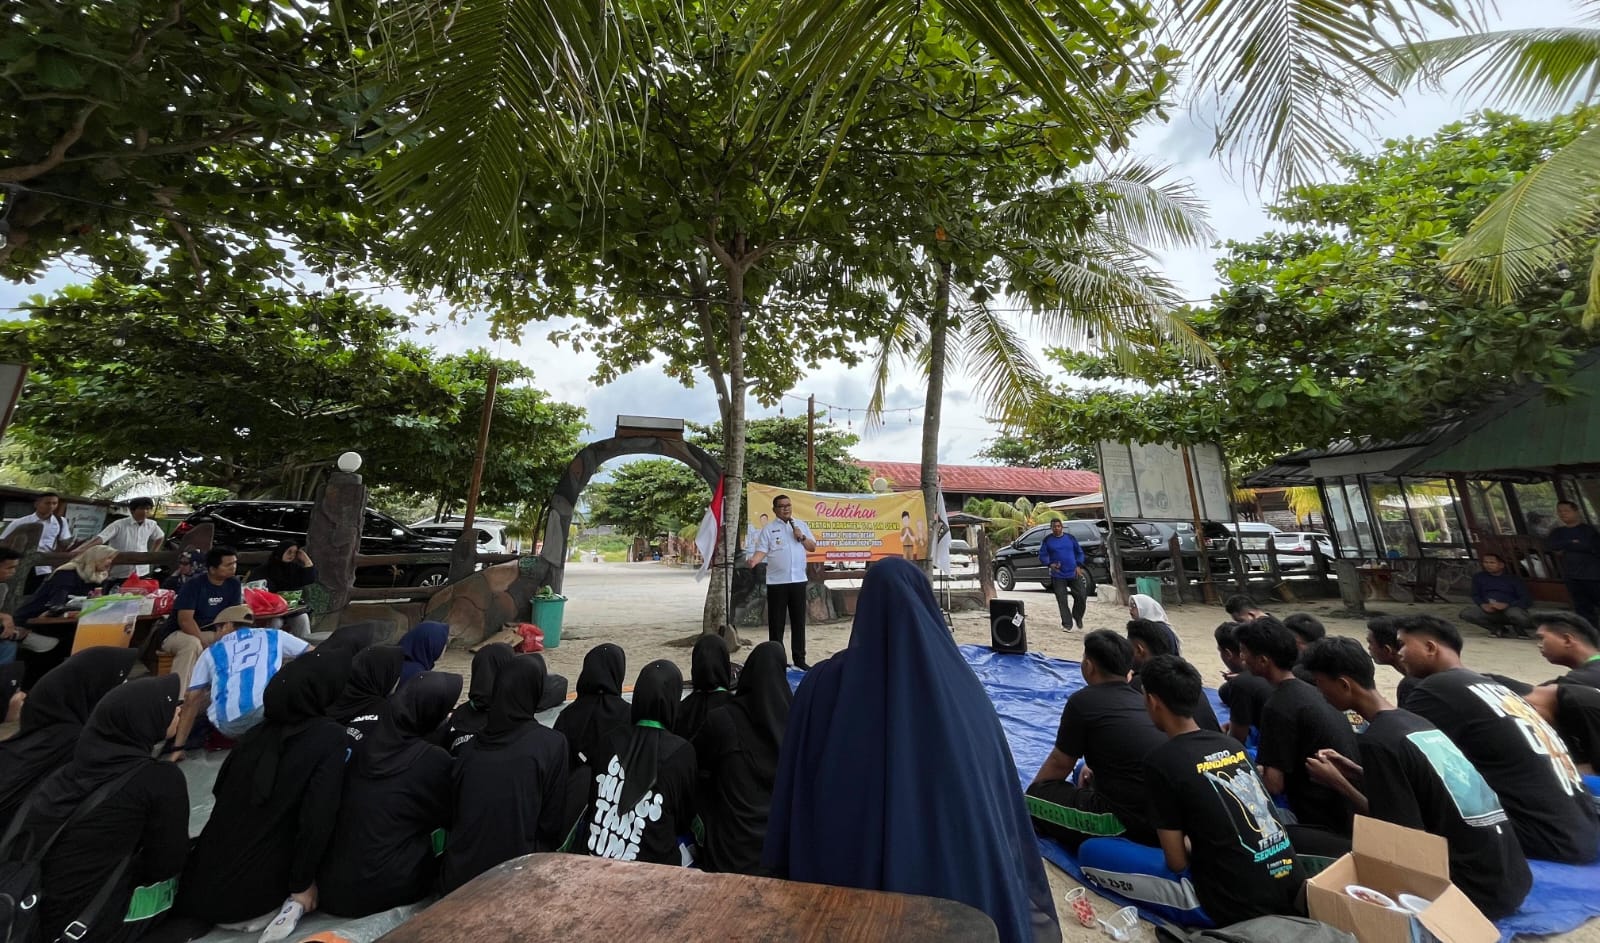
[1009,108,1599,473]
[0,277,586,506]
[586,460,711,539]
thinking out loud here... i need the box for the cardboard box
[1306,817,1498,943]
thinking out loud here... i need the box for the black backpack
[0,767,142,943]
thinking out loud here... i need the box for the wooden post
[1167,535,1192,604]
[452,365,500,582]
[975,527,996,602]
[1179,446,1218,603]
[1226,540,1249,592]
[806,394,816,490]
[1311,541,1332,598]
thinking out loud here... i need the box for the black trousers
[1050,576,1087,629]
[767,581,807,663]
[1566,578,1600,631]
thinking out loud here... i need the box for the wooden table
[375,854,1000,943]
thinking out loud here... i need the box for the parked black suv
[168,501,457,587]
[1112,519,1235,577]
[991,521,1142,591]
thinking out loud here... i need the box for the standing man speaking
[1041,519,1088,631]
[749,494,818,670]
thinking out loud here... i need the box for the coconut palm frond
[1445,125,1600,327]
[1080,159,1217,250]
[1370,27,1600,113]
[958,303,1049,425]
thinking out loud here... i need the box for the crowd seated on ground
[6,561,1600,942]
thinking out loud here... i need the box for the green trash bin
[531,594,567,648]
[1135,576,1164,602]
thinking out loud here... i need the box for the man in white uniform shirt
[749,494,818,669]
[0,492,75,591]
[72,496,165,579]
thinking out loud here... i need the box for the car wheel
[994,564,1016,591]
[411,566,450,588]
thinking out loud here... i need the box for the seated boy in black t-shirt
[1027,631,1167,850]
[1365,614,1419,706]
[1532,611,1600,689]
[1397,614,1600,863]
[1525,682,1600,772]
[1235,618,1359,839]
[1140,655,1304,928]
[1299,637,1532,919]
[1215,621,1273,743]
[1127,619,1223,733]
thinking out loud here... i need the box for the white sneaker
[258,899,304,943]
[19,633,58,653]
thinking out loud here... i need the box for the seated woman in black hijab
[249,541,317,636]
[4,675,187,943]
[327,645,406,746]
[579,659,698,866]
[552,643,631,828]
[693,640,791,875]
[440,642,515,755]
[673,635,732,740]
[440,655,569,894]
[0,647,139,831]
[320,670,462,918]
[174,647,353,935]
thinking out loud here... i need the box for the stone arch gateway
[536,433,722,593]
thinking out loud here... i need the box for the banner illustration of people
[746,483,930,563]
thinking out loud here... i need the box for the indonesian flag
[695,476,725,582]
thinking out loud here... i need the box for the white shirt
[1,512,72,575]
[190,627,310,726]
[753,517,815,585]
[97,517,164,578]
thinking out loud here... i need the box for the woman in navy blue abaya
[762,557,1060,943]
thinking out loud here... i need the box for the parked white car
[1273,532,1338,569]
[410,518,512,554]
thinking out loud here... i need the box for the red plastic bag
[515,622,544,654]
[243,587,288,617]
[147,589,176,616]
[120,574,160,595]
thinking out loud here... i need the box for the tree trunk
[920,261,951,575]
[703,259,749,632]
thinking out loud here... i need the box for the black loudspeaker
[990,599,1027,654]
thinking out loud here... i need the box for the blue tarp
[791,645,1600,942]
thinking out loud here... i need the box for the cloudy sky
[2,1,1584,474]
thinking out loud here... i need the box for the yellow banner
[746,483,930,562]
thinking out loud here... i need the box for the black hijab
[727,641,791,777]
[475,655,546,749]
[320,620,391,655]
[234,648,352,806]
[353,671,462,779]
[466,643,517,711]
[0,648,139,821]
[258,541,304,590]
[327,647,405,724]
[554,644,629,765]
[675,636,733,738]
[616,660,682,813]
[28,675,182,823]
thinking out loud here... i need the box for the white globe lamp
[871,476,891,493]
[336,451,363,473]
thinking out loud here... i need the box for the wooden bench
[374,854,1000,943]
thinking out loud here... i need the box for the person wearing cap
[167,604,311,758]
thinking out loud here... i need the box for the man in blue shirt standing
[1458,552,1534,638]
[1550,501,1600,631]
[1040,519,1088,631]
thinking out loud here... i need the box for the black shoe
[794,659,812,671]
[1062,623,1074,632]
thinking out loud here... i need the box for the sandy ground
[432,562,1600,943]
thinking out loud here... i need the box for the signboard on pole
[746,483,930,563]
[1097,440,1233,522]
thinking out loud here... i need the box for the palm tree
[867,160,1214,536]
[1373,19,1600,325]
[962,497,1065,544]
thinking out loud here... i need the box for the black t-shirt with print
[1219,671,1274,732]
[1358,709,1531,919]
[1256,677,1359,833]
[1143,730,1303,927]
[1053,682,1169,826]
[1405,668,1599,863]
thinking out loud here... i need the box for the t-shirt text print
[1468,681,1585,796]
[587,755,663,861]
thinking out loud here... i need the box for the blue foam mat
[790,646,1600,942]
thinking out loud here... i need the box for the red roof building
[854,461,1100,507]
